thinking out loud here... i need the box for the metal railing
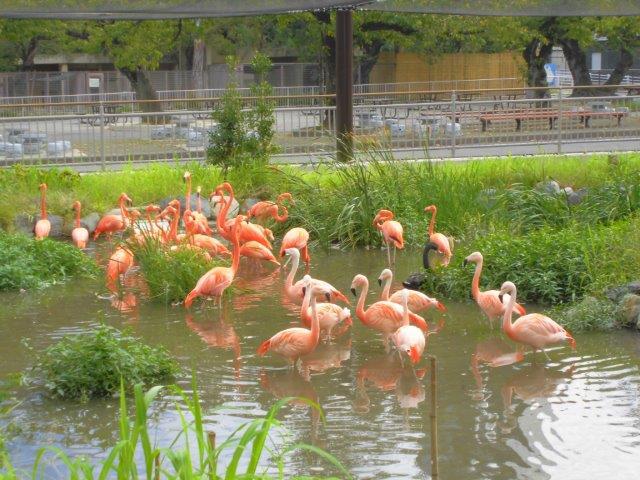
[0,86,638,169]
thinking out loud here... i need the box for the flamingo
[350,274,428,350]
[94,193,133,240]
[247,192,293,223]
[373,209,404,267]
[157,202,180,243]
[470,338,524,394]
[71,201,89,249]
[180,233,230,257]
[106,246,134,293]
[423,204,452,269]
[239,240,281,267]
[34,183,51,240]
[378,268,446,313]
[183,172,211,235]
[391,289,426,365]
[499,281,576,360]
[256,282,331,366]
[279,227,310,273]
[300,275,352,341]
[283,247,349,305]
[184,216,242,308]
[464,251,526,328]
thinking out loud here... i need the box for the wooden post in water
[430,355,439,479]
[154,455,160,480]
[208,430,216,451]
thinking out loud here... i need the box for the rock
[562,186,574,195]
[619,294,640,328]
[402,272,426,291]
[14,213,34,235]
[535,180,561,195]
[209,195,239,220]
[241,197,260,213]
[47,215,64,238]
[158,194,212,218]
[567,188,588,206]
[106,208,122,217]
[81,212,101,234]
[605,281,640,303]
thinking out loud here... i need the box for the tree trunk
[192,38,205,90]
[121,68,164,119]
[358,39,384,85]
[312,11,336,128]
[523,39,553,99]
[604,46,634,86]
[559,39,593,96]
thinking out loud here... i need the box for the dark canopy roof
[1,1,639,19]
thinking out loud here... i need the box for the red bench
[479,108,627,132]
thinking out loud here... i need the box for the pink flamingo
[378,268,446,313]
[350,274,428,350]
[94,193,132,240]
[183,172,211,235]
[247,193,294,223]
[106,246,134,293]
[373,209,404,267]
[239,240,281,267]
[464,251,526,328]
[71,201,89,249]
[300,275,352,341]
[283,247,349,305]
[499,281,576,360]
[391,289,426,365]
[34,183,51,240]
[184,216,242,308]
[279,227,310,273]
[256,282,331,366]
[423,204,452,268]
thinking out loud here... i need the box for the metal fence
[1,86,638,169]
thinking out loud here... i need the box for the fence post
[557,87,563,154]
[99,102,106,171]
[450,91,457,158]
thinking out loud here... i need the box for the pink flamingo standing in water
[423,204,452,269]
[94,193,132,240]
[499,281,576,360]
[34,183,51,240]
[378,268,446,313]
[71,201,89,249]
[391,289,426,365]
[283,248,349,305]
[350,274,428,351]
[256,282,331,367]
[279,227,311,273]
[247,192,294,223]
[299,275,352,341]
[184,216,242,308]
[373,209,404,267]
[464,251,526,328]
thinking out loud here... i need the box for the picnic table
[479,108,628,132]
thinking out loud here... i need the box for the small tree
[207,53,277,176]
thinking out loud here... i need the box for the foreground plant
[31,325,179,400]
[29,381,348,479]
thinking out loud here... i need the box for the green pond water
[1,247,640,479]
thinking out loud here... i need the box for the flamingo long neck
[196,191,202,213]
[402,293,409,326]
[74,204,81,228]
[301,284,312,324]
[381,275,392,301]
[428,208,437,236]
[309,293,320,348]
[356,279,369,324]
[40,188,47,220]
[471,259,483,300]
[217,186,233,234]
[119,197,128,222]
[285,251,300,293]
[502,288,516,339]
[169,210,180,241]
[275,205,288,222]
[185,177,191,211]
[230,224,241,275]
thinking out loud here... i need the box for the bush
[0,233,97,291]
[32,325,179,400]
[552,296,621,332]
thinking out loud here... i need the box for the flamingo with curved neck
[283,248,348,304]
[373,209,404,267]
[212,182,234,239]
[391,289,426,365]
[247,192,294,223]
[300,275,352,340]
[93,193,132,240]
[423,204,452,269]
[378,269,446,313]
[71,201,89,249]
[34,183,51,240]
[464,251,526,328]
[499,281,576,359]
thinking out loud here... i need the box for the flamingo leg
[386,242,392,267]
[393,245,397,266]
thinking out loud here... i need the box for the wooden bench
[479,108,627,132]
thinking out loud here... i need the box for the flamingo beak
[409,346,421,364]
[345,316,353,326]
[377,278,382,286]
[325,292,332,302]
[350,287,357,297]
[301,286,306,298]
[498,293,504,303]
[436,301,447,312]
[463,259,468,267]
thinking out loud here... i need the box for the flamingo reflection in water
[354,354,427,414]
[231,267,281,312]
[185,311,241,378]
[299,339,352,380]
[470,337,524,400]
[499,363,576,433]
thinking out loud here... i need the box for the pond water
[2,247,640,479]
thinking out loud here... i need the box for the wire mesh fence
[0,85,638,169]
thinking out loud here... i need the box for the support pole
[335,9,354,162]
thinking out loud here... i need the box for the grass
[6,379,347,479]
[0,232,98,291]
[30,324,179,400]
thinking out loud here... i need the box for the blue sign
[544,63,559,86]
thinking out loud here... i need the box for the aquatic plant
[32,325,179,400]
[26,380,348,479]
[0,232,97,291]
[551,296,621,332]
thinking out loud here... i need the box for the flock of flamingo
[32,173,576,372]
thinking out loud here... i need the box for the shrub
[0,233,97,291]
[32,324,179,400]
[551,296,621,332]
